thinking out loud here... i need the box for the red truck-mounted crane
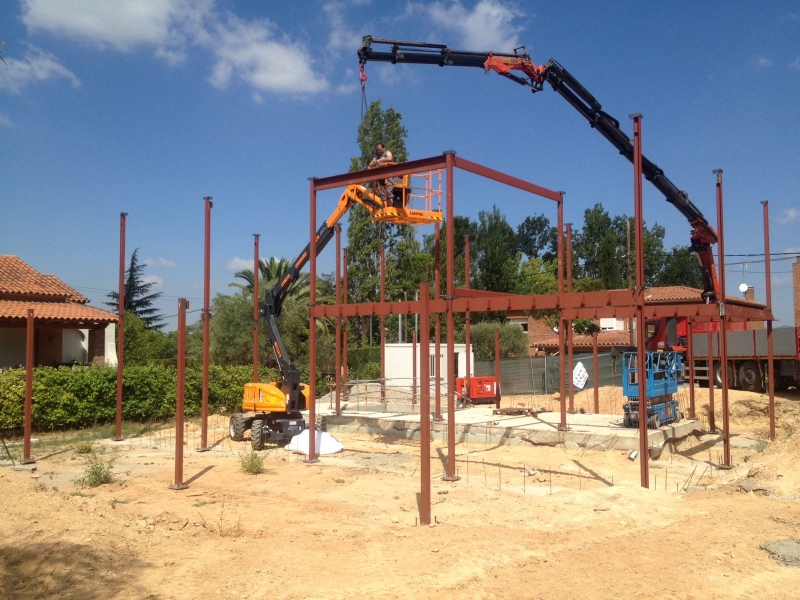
[357,37,721,304]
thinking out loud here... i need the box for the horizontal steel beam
[453,156,561,201]
[313,155,449,192]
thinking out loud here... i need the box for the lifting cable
[359,63,368,120]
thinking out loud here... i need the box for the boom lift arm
[259,183,387,411]
[357,37,721,302]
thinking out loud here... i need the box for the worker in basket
[368,142,401,207]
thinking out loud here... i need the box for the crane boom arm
[357,36,720,301]
[260,184,385,410]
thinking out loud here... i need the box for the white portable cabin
[384,343,474,388]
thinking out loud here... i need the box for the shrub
[74,452,116,487]
[75,441,94,454]
[239,451,264,475]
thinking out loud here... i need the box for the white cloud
[784,246,800,253]
[324,1,364,53]
[0,45,80,93]
[0,113,12,127]
[142,274,164,287]
[226,257,253,271]
[144,257,177,268]
[779,207,799,224]
[21,0,213,63]
[206,15,328,95]
[790,56,800,72]
[413,0,525,51]
[754,55,772,68]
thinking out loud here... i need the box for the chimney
[745,286,755,302]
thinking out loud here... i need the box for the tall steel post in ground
[253,233,260,383]
[708,331,716,431]
[200,197,213,451]
[335,225,342,414]
[380,244,386,404]
[557,197,567,430]
[687,320,696,419]
[465,235,471,397]
[419,281,432,525]
[592,331,599,413]
[632,114,650,488]
[115,212,127,441]
[170,298,189,490]
[761,201,776,441]
[444,151,459,481]
[343,248,349,394]
[566,223,574,413]
[434,223,442,420]
[494,329,501,409]
[412,331,418,405]
[714,169,731,467]
[307,177,319,463]
[23,309,34,464]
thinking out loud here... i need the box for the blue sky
[2,0,799,329]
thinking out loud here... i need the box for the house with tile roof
[0,255,119,369]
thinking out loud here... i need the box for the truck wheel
[649,415,660,429]
[623,414,631,428]
[675,410,683,423]
[229,414,246,441]
[250,419,265,451]
[738,361,763,393]
[713,362,735,389]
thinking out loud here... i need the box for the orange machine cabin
[242,382,309,413]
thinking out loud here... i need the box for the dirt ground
[2,386,800,599]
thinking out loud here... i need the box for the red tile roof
[0,300,118,324]
[0,255,88,302]
[643,286,703,302]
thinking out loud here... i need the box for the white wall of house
[600,317,626,331]
[0,329,27,369]
[385,343,473,388]
[104,323,118,366]
[62,329,88,364]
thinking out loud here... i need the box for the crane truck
[229,171,443,450]
[357,37,722,305]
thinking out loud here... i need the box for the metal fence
[474,353,625,396]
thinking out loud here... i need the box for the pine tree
[105,248,166,330]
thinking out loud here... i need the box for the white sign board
[572,361,589,390]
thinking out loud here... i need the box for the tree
[517,214,557,262]
[456,322,528,361]
[655,246,703,288]
[105,248,165,330]
[230,257,310,301]
[120,311,176,365]
[474,206,521,294]
[346,99,419,345]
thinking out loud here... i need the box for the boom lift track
[357,36,721,303]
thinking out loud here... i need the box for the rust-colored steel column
[708,331,716,431]
[592,331,599,413]
[170,298,189,490]
[380,243,386,404]
[687,320,696,419]
[762,200,776,441]
[412,331,418,405]
[419,281,432,525]
[632,113,649,488]
[114,212,127,441]
[557,196,567,430]
[494,328,501,410]
[714,169,731,467]
[465,235,471,398]
[253,233,260,383]
[566,223,574,413]
[444,151,459,481]
[307,177,319,463]
[343,248,349,392]
[200,197,213,451]
[23,309,35,464]
[434,223,442,420]
[335,225,342,415]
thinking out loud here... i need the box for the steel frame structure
[306,150,776,522]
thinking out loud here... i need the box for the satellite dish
[738,283,749,293]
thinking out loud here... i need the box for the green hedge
[0,364,277,431]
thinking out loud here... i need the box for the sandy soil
[2,386,799,599]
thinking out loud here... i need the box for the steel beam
[114,212,127,442]
[762,201,776,441]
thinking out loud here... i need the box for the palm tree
[230,257,309,301]
[231,257,331,333]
